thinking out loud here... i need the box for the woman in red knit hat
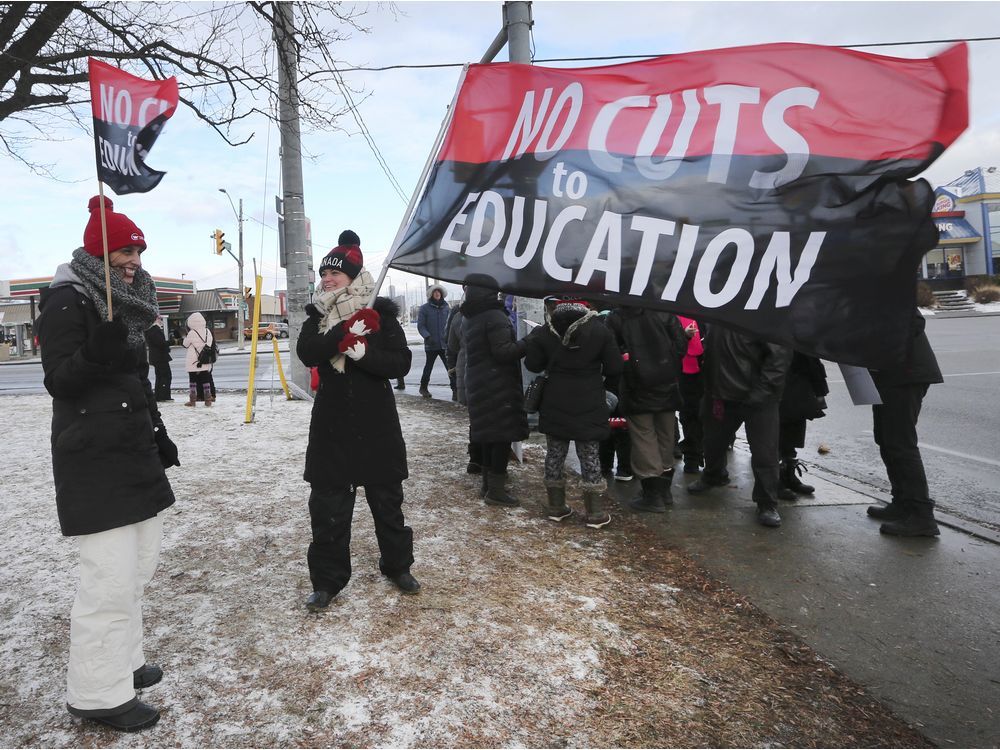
[35,196,180,732]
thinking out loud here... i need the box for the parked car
[244,322,288,340]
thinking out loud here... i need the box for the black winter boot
[781,458,815,495]
[631,477,666,513]
[484,472,518,507]
[867,501,906,520]
[544,480,572,521]
[133,664,163,689]
[657,474,674,506]
[68,699,160,732]
[880,503,940,537]
[756,504,782,528]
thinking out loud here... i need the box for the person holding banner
[37,196,180,732]
[296,236,419,611]
[459,281,529,507]
[688,326,792,528]
[867,311,943,537]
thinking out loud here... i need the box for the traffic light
[213,229,225,255]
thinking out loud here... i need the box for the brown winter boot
[184,384,197,407]
[204,396,213,407]
[582,481,611,529]
[544,479,572,522]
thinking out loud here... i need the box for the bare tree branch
[0,1,374,171]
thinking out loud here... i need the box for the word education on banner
[389,42,968,368]
[88,58,179,195]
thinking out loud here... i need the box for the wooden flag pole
[97,182,114,321]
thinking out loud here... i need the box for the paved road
[801,316,1000,532]
[4,316,998,529]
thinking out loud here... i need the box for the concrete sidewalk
[596,438,1000,748]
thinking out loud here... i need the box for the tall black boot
[484,472,518,507]
[781,458,815,495]
[880,502,940,537]
[867,500,907,520]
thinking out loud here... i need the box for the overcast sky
[2,1,998,305]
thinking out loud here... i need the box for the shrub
[972,284,1000,304]
[964,275,989,294]
[916,281,936,308]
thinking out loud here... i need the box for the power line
[182,35,1000,89]
[299,7,409,204]
[329,35,1000,72]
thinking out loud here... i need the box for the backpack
[195,331,219,366]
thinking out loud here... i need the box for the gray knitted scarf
[69,247,159,348]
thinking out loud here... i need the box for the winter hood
[426,284,448,301]
[49,261,87,296]
[186,312,207,333]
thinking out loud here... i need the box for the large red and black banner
[389,42,968,368]
[88,58,179,195]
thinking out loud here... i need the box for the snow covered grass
[0,393,928,747]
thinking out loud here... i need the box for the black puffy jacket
[37,283,176,536]
[607,307,687,414]
[524,304,623,441]
[460,287,528,444]
[297,297,412,487]
[702,326,792,404]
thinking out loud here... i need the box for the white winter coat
[183,312,214,373]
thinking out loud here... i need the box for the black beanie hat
[320,245,364,280]
[338,229,360,247]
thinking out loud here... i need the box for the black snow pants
[307,482,414,595]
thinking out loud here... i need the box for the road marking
[827,370,1000,384]
[917,442,1000,468]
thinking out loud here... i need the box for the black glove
[85,320,130,366]
[153,425,181,468]
[304,303,322,319]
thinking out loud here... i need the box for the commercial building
[926,166,1000,287]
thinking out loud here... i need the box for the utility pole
[237,198,244,350]
[498,2,543,338]
[219,189,246,349]
[274,2,311,395]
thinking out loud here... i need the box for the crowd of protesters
[34,205,942,733]
[436,282,941,539]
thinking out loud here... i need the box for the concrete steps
[932,289,976,311]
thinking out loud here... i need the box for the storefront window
[924,247,964,279]
[989,203,1000,273]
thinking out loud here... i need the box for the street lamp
[218,188,245,350]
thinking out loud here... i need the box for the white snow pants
[66,514,163,711]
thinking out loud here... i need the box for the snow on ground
[0,392,927,748]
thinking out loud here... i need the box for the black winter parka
[297,297,411,487]
[702,326,792,404]
[525,305,622,441]
[37,284,176,536]
[606,307,687,415]
[869,311,943,388]
[460,288,528,444]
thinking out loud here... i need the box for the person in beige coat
[182,312,214,406]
